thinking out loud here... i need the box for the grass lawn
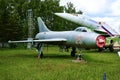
[0,46,120,80]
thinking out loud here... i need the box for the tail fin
[37,17,50,32]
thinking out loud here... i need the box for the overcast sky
[60,0,120,32]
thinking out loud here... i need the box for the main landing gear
[98,39,114,52]
[37,43,44,58]
[37,44,77,58]
[71,47,76,57]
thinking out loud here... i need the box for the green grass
[0,47,120,80]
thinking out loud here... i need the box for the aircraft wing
[8,38,67,43]
[33,38,66,43]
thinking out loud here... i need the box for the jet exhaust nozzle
[96,35,106,48]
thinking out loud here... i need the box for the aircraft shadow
[43,54,75,59]
[11,53,75,59]
[10,53,36,58]
[84,49,118,53]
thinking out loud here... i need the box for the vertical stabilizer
[37,17,50,32]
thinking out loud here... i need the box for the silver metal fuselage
[35,31,100,48]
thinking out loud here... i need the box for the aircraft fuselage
[35,31,105,48]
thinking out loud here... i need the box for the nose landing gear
[71,47,76,57]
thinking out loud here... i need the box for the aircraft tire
[109,47,114,52]
[71,51,75,57]
[109,39,114,52]
[40,52,43,58]
[98,48,103,52]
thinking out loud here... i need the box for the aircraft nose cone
[96,35,106,48]
[54,13,66,18]
[54,13,63,16]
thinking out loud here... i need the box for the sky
[60,0,120,32]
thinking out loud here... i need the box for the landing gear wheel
[38,52,43,58]
[98,48,103,52]
[40,52,43,58]
[109,39,114,52]
[71,51,75,57]
[71,47,76,57]
[109,47,114,52]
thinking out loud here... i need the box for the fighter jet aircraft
[54,13,119,37]
[8,17,106,58]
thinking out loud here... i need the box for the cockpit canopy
[74,27,92,32]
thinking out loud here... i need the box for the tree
[0,0,23,42]
[60,2,81,30]
[65,2,76,13]
[0,0,83,44]
[0,0,10,41]
[7,9,23,41]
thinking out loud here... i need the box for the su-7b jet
[9,17,106,58]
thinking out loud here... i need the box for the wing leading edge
[8,38,67,43]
